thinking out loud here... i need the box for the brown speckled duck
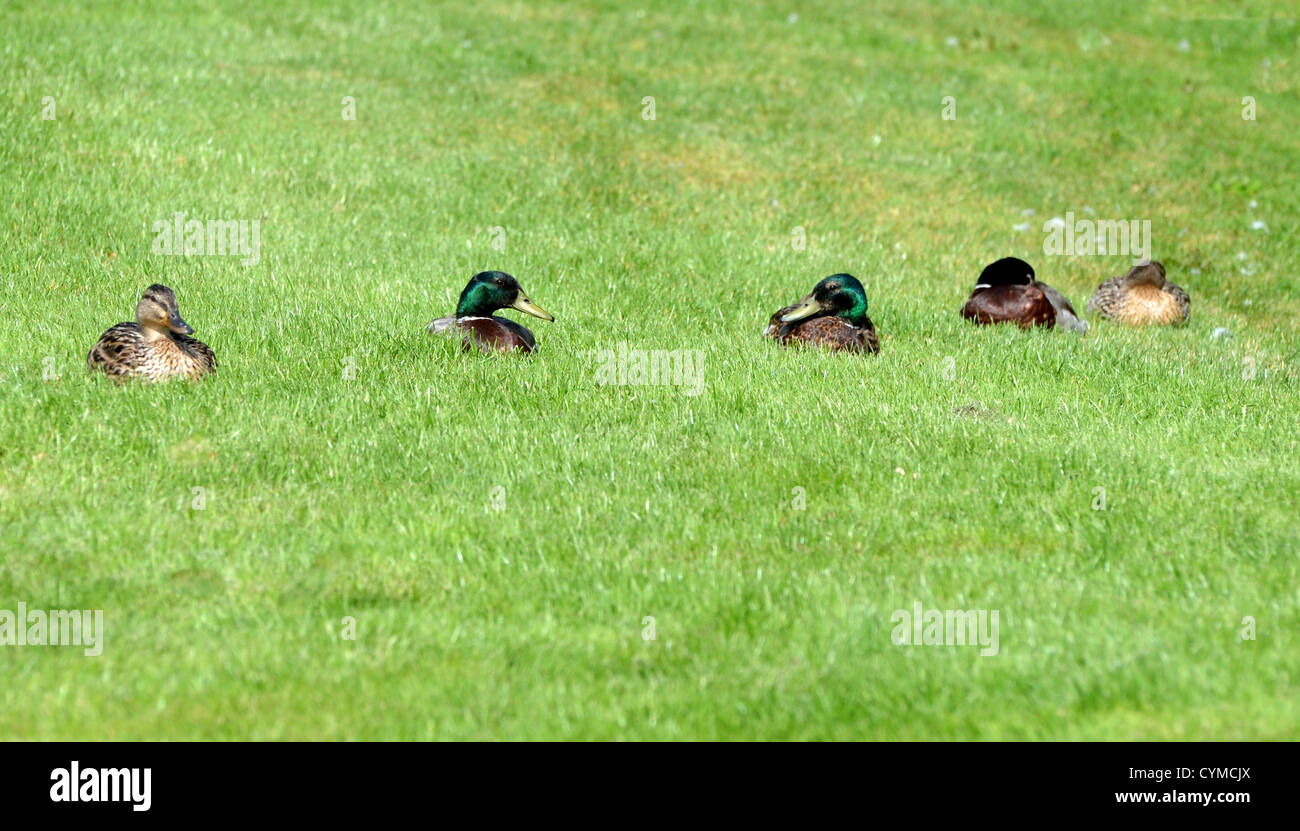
[87,284,217,381]
[961,257,1086,332]
[428,271,554,354]
[764,273,880,353]
[1086,260,1189,325]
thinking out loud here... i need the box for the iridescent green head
[780,273,869,327]
[455,271,553,321]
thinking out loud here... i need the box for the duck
[87,284,217,381]
[427,271,554,354]
[1086,260,1189,325]
[961,257,1086,332]
[764,273,880,352]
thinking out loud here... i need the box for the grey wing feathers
[428,316,457,334]
[1039,283,1087,333]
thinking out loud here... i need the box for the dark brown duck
[961,258,1085,332]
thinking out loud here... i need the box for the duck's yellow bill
[780,298,820,323]
[511,295,554,321]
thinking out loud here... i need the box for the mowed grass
[1,0,1298,739]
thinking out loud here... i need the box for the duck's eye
[827,284,840,292]
[495,279,505,286]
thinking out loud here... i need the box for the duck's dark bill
[511,295,554,321]
[170,315,195,335]
[780,298,820,323]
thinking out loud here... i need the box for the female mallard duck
[428,271,554,354]
[961,257,1086,332]
[764,273,880,353]
[87,284,217,381]
[1086,260,1189,325]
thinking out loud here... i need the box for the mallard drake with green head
[87,284,216,381]
[961,257,1085,332]
[1086,260,1189,325]
[764,273,880,353]
[428,271,554,354]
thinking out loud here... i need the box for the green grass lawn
[2,0,1298,739]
